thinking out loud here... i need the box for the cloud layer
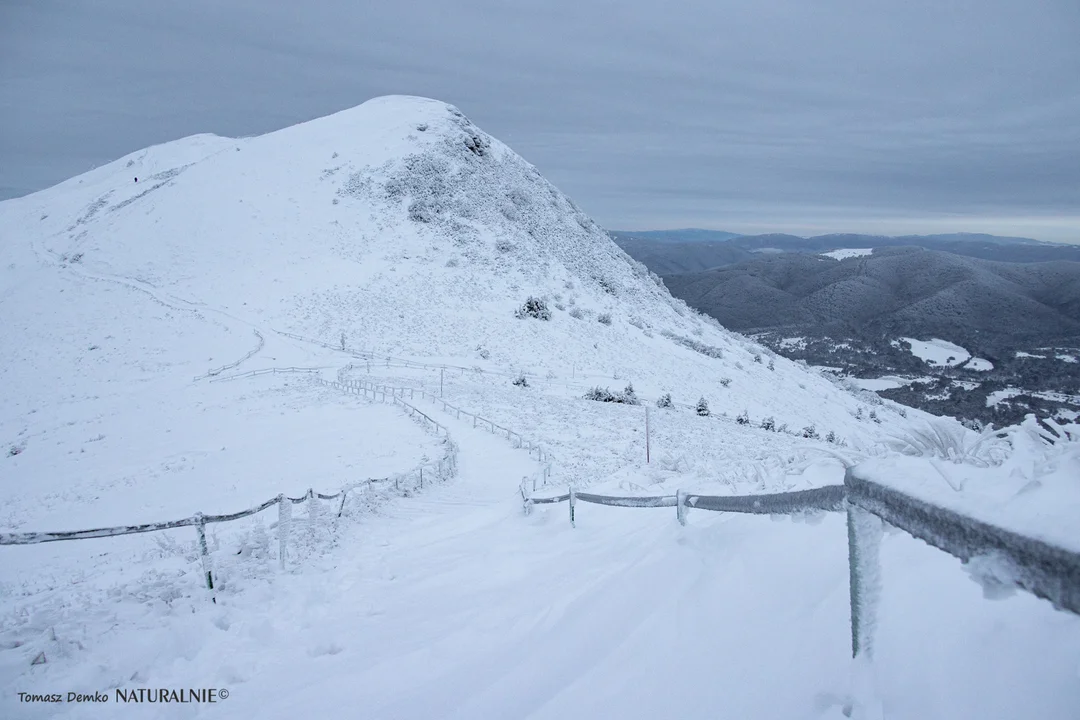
[2,0,1078,241]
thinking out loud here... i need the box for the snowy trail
[10,387,1080,719]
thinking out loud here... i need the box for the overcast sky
[2,0,1079,241]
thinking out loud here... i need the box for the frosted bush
[881,418,1010,467]
[514,296,551,320]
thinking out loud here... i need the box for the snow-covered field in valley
[2,96,1077,719]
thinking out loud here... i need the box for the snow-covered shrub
[802,425,819,439]
[719,378,732,388]
[760,416,775,431]
[661,331,724,359]
[476,345,490,360]
[585,386,617,402]
[515,296,551,320]
[512,372,529,387]
[825,430,837,444]
[696,397,710,416]
[753,353,762,364]
[869,409,880,423]
[584,384,639,405]
[569,307,584,320]
[8,445,23,457]
[736,411,750,425]
[597,313,612,325]
[656,393,674,409]
[882,419,1010,467]
[445,257,459,267]
[555,303,566,311]
[768,358,775,371]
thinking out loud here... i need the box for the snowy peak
[2,96,905,437]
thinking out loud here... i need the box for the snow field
[1,94,1078,719]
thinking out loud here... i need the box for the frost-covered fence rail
[209,366,326,383]
[1,379,459,604]
[194,329,265,381]
[333,371,555,487]
[526,469,1080,671]
[845,468,1080,617]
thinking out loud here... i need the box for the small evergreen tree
[696,397,710,416]
[736,410,750,425]
[656,393,674,409]
[760,416,775,431]
[802,424,819,439]
[620,383,640,405]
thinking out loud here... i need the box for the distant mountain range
[612,230,1080,271]
[661,246,1080,351]
[651,243,1080,425]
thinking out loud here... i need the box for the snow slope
[1,95,892,439]
[2,96,1078,718]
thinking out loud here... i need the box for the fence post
[440,367,444,397]
[522,478,533,515]
[646,407,651,464]
[337,490,348,517]
[676,489,687,526]
[420,467,424,489]
[307,488,317,533]
[569,488,576,528]
[278,494,290,569]
[194,514,216,603]
[847,503,882,660]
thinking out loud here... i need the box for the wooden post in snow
[645,406,651,464]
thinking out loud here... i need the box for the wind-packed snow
[900,337,971,367]
[2,96,1078,718]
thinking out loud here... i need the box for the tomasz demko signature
[18,688,229,703]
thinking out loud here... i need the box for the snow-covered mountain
[4,96,1077,719]
[2,95,891,440]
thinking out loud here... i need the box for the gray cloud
[2,0,1078,241]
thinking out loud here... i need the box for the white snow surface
[2,95,1078,718]
[822,248,874,260]
[900,337,971,367]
